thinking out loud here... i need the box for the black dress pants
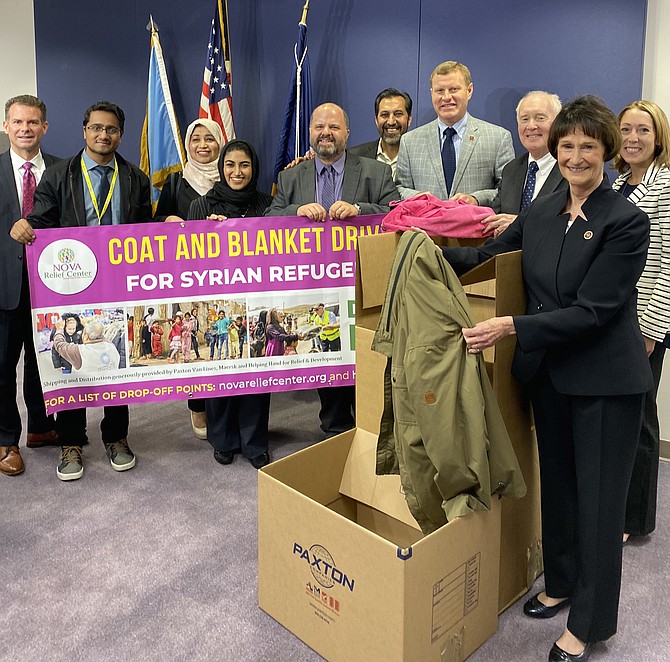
[530,367,644,643]
[56,406,129,446]
[0,276,54,445]
[625,343,665,535]
[205,393,270,459]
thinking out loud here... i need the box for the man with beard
[349,88,413,178]
[10,100,151,481]
[266,102,397,436]
[266,103,397,221]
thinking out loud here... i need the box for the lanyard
[81,157,119,224]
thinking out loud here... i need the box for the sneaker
[57,446,84,481]
[104,439,136,472]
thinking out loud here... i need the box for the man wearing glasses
[11,100,151,481]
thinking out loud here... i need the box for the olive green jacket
[372,231,526,534]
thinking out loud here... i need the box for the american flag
[199,0,235,143]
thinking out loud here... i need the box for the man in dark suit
[11,100,151,481]
[348,88,412,179]
[266,102,397,436]
[483,91,567,237]
[0,95,59,477]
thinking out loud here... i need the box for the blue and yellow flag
[140,18,186,212]
[273,1,313,186]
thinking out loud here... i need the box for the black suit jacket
[28,149,152,229]
[0,150,60,310]
[348,140,378,161]
[494,152,567,214]
[265,151,397,216]
[443,181,652,396]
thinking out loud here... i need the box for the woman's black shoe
[548,642,592,661]
[250,452,270,469]
[523,593,570,619]
[214,450,234,465]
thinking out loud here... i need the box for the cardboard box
[258,431,501,662]
[258,230,539,661]
[354,232,542,612]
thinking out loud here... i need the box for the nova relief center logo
[38,240,97,295]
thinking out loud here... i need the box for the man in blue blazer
[483,91,568,237]
[0,95,59,476]
[395,61,514,209]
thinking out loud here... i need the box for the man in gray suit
[395,61,514,208]
[267,102,397,221]
[0,95,58,476]
[266,102,397,436]
[483,90,567,237]
[348,88,413,178]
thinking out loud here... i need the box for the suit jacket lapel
[300,161,316,204]
[452,119,478,194]
[538,162,565,197]
[426,121,448,198]
[509,154,529,212]
[342,153,361,202]
[0,152,21,220]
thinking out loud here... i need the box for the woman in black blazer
[442,96,652,662]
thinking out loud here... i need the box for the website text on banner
[26,215,383,414]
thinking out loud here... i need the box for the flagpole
[295,0,310,158]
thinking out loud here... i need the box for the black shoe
[548,642,592,661]
[523,593,570,619]
[214,450,234,465]
[250,452,270,469]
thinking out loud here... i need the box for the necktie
[520,161,539,211]
[22,162,36,217]
[441,127,457,195]
[321,165,336,214]
[95,165,112,225]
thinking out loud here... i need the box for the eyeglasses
[86,124,121,136]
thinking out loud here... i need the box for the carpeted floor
[2,364,668,661]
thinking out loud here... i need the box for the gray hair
[84,321,105,341]
[516,91,562,118]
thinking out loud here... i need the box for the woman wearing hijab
[189,140,273,469]
[154,119,223,440]
[154,119,223,222]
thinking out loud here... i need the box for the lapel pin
[584,230,593,240]
[468,135,475,141]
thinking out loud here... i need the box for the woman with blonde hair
[612,99,670,543]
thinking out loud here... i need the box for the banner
[26,215,384,414]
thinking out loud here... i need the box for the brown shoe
[0,446,25,476]
[190,410,207,440]
[26,429,59,448]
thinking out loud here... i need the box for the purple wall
[34,0,647,192]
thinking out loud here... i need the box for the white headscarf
[182,119,224,195]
